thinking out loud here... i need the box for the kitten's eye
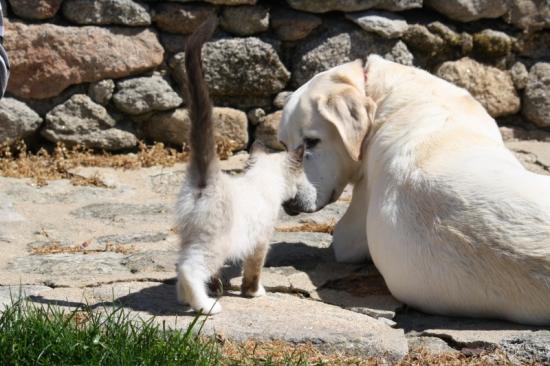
[279,141,288,151]
[304,138,320,149]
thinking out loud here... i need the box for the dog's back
[364,57,550,325]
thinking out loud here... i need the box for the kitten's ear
[250,140,269,155]
[289,144,304,164]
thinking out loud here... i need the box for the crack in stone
[514,149,550,172]
[81,277,174,288]
[419,332,498,352]
[226,283,311,297]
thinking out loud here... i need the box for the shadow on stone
[395,307,548,333]
[266,241,334,270]
[28,283,197,317]
[27,295,114,311]
[114,283,196,316]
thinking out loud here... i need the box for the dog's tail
[185,17,217,189]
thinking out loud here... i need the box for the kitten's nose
[283,200,302,216]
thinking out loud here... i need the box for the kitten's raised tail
[185,17,217,189]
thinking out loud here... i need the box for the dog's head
[278,59,377,214]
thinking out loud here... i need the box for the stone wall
[0,0,549,152]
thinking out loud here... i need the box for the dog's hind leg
[177,250,222,314]
[241,241,268,298]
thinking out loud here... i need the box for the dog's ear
[317,86,376,161]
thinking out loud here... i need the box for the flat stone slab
[8,252,128,276]
[395,309,550,364]
[0,194,25,223]
[30,282,409,362]
[0,285,52,308]
[70,202,171,222]
[506,140,550,174]
[1,144,549,362]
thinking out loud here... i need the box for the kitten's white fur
[174,18,308,314]
[176,152,302,314]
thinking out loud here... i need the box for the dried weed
[276,221,336,234]
[31,242,135,256]
[0,139,239,186]
[221,339,515,366]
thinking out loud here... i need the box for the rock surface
[170,37,290,98]
[395,309,550,364]
[402,24,445,58]
[384,40,414,66]
[505,0,550,31]
[220,5,269,36]
[436,57,520,118]
[153,3,215,34]
[62,0,151,26]
[509,62,529,90]
[146,0,256,4]
[0,143,549,361]
[292,29,400,87]
[33,282,408,361]
[270,8,322,41]
[143,107,248,150]
[0,285,52,308]
[8,0,62,19]
[0,98,43,143]
[88,79,116,106]
[507,140,550,175]
[425,0,508,22]
[346,11,408,39]
[5,21,164,99]
[472,29,512,59]
[287,0,422,13]
[113,75,183,115]
[42,94,137,150]
[255,110,284,150]
[523,63,550,128]
[273,91,292,109]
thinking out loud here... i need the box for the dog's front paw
[242,283,266,298]
[332,226,370,263]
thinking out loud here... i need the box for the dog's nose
[283,200,302,216]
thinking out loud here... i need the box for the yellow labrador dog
[278,55,550,326]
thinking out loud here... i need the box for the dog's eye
[304,138,320,149]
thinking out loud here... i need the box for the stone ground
[0,138,549,364]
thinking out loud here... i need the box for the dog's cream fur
[279,55,550,325]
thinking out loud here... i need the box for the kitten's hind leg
[241,242,268,298]
[177,252,222,314]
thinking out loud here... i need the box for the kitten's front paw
[193,298,222,315]
[242,283,266,298]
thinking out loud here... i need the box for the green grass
[0,297,508,366]
[0,299,219,366]
[0,298,338,366]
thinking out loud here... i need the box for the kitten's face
[283,146,317,216]
[247,145,317,215]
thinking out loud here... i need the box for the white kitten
[175,18,308,314]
